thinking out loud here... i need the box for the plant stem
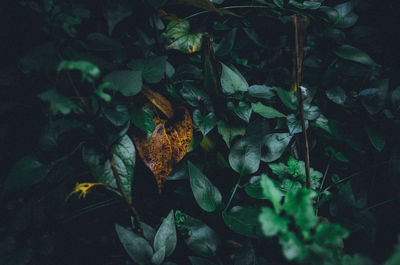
[315,155,332,215]
[293,15,311,189]
[362,198,396,212]
[110,159,144,237]
[224,174,243,212]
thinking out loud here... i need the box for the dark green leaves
[103,0,132,35]
[365,125,385,152]
[193,110,217,136]
[261,133,291,162]
[222,206,263,238]
[129,105,155,138]
[229,136,261,176]
[188,161,222,212]
[127,56,167,84]
[115,224,153,265]
[252,102,286,119]
[215,28,237,57]
[217,121,245,148]
[334,45,378,66]
[248,85,275,99]
[103,70,142,96]
[227,102,252,123]
[220,63,248,94]
[326,86,347,105]
[154,210,177,257]
[315,223,349,248]
[2,156,50,195]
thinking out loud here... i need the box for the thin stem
[110,159,144,237]
[183,5,272,20]
[224,174,243,212]
[315,155,332,215]
[362,198,395,212]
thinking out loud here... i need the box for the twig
[224,174,243,212]
[293,15,311,189]
[110,159,144,237]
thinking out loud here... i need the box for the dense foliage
[1,0,400,265]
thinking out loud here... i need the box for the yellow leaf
[67,182,105,200]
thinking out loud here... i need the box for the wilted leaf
[142,85,174,119]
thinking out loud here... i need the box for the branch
[293,15,311,189]
[110,159,144,237]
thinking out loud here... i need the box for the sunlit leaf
[166,20,205,53]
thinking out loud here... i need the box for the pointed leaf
[248,85,275,99]
[193,110,217,136]
[260,175,283,212]
[365,125,385,152]
[154,210,177,257]
[217,121,246,148]
[227,102,252,123]
[220,63,248,94]
[229,136,261,176]
[104,0,132,35]
[103,70,142,96]
[222,206,263,238]
[334,45,378,66]
[261,133,292,162]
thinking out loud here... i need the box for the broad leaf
[220,63,248,94]
[315,223,349,247]
[287,114,308,135]
[248,85,275,99]
[129,105,155,138]
[217,121,246,148]
[334,44,377,66]
[166,20,204,53]
[326,86,347,105]
[215,28,237,57]
[261,133,291,162]
[188,161,222,212]
[104,0,132,35]
[222,206,263,238]
[252,102,286,119]
[38,90,79,115]
[229,136,261,176]
[283,188,317,231]
[245,176,266,199]
[279,232,308,261]
[365,125,385,152]
[151,246,165,265]
[57,60,100,82]
[260,174,283,212]
[103,104,130,126]
[275,87,297,110]
[2,156,50,195]
[127,56,167,84]
[180,83,211,107]
[193,110,217,136]
[115,224,153,265]
[154,210,177,257]
[227,102,252,123]
[103,70,142,96]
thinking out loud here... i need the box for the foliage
[1,0,400,265]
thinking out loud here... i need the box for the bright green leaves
[260,175,283,213]
[103,70,142,96]
[2,156,50,195]
[252,102,286,119]
[57,60,100,82]
[334,44,378,66]
[220,63,248,94]
[193,110,217,136]
[127,56,167,84]
[315,223,349,248]
[228,136,261,176]
[115,224,153,265]
[82,135,135,201]
[222,206,263,238]
[259,207,289,236]
[283,188,318,231]
[154,210,177,257]
[38,90,78,115]
[279,232,308,261]
[188,161,222,212]
[166,20,204,53]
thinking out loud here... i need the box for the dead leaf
[134,124,173,193]
[142,85,174,119]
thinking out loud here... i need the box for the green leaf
[287,114,308,135]
[57,60,100,82]
[281,179,302,193]
[82,135,135,201]
[260,174,283,213]
[193,110,217,136]
[304,104,321,120]
[103,105,130,126]
[315,223,349,247]
[319,6,340,23]
[229,136,261,176]
[127,56,167,84]
[275,87,297,110]
[38,90,79,115]
[180,83,211,107]
[365,125,385,152]
[188,161,222,212]
[166,20,204,53]
[287,156,305,178]
[129,105,155,138]
[334,1,358,28]
[2,156,50,195]
[279,232,308,261]
[115,224,153,265]
[222,206,263,238]
[154,210,177,257]
[227,102,252,123]
[326,86,347,105]
[215,28,237,57]
[220,63,248,94]
[269,162,287,178]
[283,188,318,231]
[273,0,284,8]
[151,246,165,265]
[104,0,132,35]
[103,70,142,96]
[217,121,246,148]
[261,133,291,162]
[334,45,378,66]
[391,86,400,112]
[189,256,217,265]
[289,0,321,10]
[248,85,275,99]
[245,176,266,199]
[259,207,290,236]
[179,212,220,257]
[252,102,286,119]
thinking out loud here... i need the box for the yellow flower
[66,182,105,200]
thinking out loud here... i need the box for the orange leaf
[133,124,173,193]
[142,85,174,119]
